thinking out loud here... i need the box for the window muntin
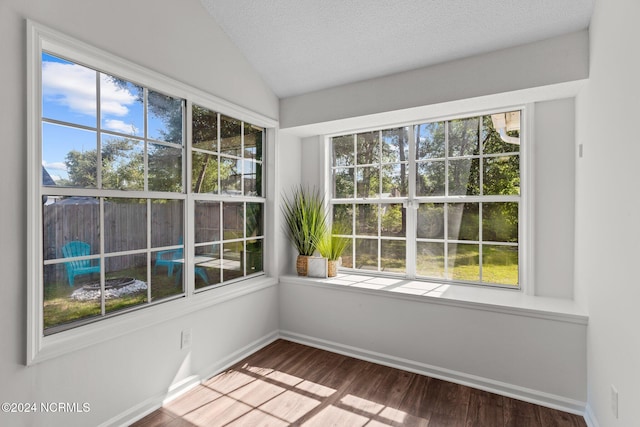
[330,111,521,288]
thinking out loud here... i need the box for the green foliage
[281,186,327,256]
[315,224,350,261]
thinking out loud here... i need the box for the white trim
[584,404,601,427]
[522,103,535,295]
[279,330,587,416]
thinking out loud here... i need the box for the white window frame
[323,106,534,292]
[26,20,278,365]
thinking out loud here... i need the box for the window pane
[246,202,264,238]
[382,127,409,163]
[244,122,263,162]
[332,135,354,166]
[341,240,354,268]
[148,143,182,192]
[43,196,100,261]
[104,198,146,253]
[42,53,97,128]
[482,202,518,243]
[382,163,408,197]
[195,244,221,289]
[150,199,183,248]
[332,204,353,234]
[192,104,217,151]
[220,115,242,157]
[448,243,479,281]
[416,161,445,196]
[147,90,183,144]
[482,245,518,286]
[357,131,380,165]
[355,238,377,270]
[192,152,219,194]
[416,242,445,278]
[243,160,261,196]
[43,122,97,188]
[356,204,378,236]
[449,117,479,157]
[223,241,244,281]
[151,249,184,300]
[104,254,148,314]
[195,201,221,244]
[246,239,263,275]
[220,157,241,194]
[448,158,480,196]
[356,166,380,197]
[101,136,144,190]
[381,203,405,237]
[100,74,143,137]
[448,203,479,241]
[333,167,354,198]
[483,112,520,155]
[483,155,520,195]
[223,202,244,240]
[416,122,445,159]
[381,240,405,272]
[417,203,444,239]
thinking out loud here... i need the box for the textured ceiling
[199,0,594,98]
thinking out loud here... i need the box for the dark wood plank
[423,378,472,427]
[504,397,542,427]
[465,388,504,427]
[538,406,587,427]
[397,374,432,427]
[131,408,176,427]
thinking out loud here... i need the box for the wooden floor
[131,339,586,427]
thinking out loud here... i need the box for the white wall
[0,1,279,426]
[277,131,303,276]
[575,0,640,425]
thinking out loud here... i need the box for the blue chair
[62,241,100,287]
[154,247,183,276]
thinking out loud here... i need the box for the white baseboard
[279,330,588,417]
[101,330,280,427]
[584,404,601,427]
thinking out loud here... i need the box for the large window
[32,32,268,339]
[330,111,521,288]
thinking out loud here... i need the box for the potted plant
[315,224,350,277]
[281,186,327,276]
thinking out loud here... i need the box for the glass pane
[381,163,408,197]
[356,166,380,198]
[382,127,409,163]
[356,204,378,236]
[245,239,263,275]
[448,158,480,196]
[244,122,263,161]
[416,122,445,159]
[147,90,183,144]
[220,115,242,157]
[381,204,405,237]
[43,263,101,333]
[43,196,100,261]
[416,242,445,278]
[101,135,144,190]
[448,203,479,241]
[333,168,354,198]
[148,143,182,192]
[195,243,221,288]
[104,198,146,253]
[42,122,97,188]
[100,74,143,137]
[195,201,221,244]
[357,131,380,165]
[482,202,518,243]
[104,254,148,314]
[243,160,261,196]
[150,199,183,248]
[417,203,444,239]
[483,112,520,155]
[223,202,244,240]
[448,117,479,157]
[355,238,377,270]
[332,135,354,166]
[448,243,479,282]
[42,53,97,128]
[246,202,264,238]
[220,157,241,194]
[151,249,184,300]
[381,240,405,272]
[483,245,518,286]
[332,204,353,234]
[416,161,445,196]
[341,240,354,268]
[192,152,219,193]
[223,241,244,281]
[483,155,520,195]
[192,104,218,151]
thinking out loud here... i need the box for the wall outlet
[181,329,192,349]
[611,385,618,419]
[578,144,583,158]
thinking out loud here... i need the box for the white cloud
[42,160,67,172]
[42,61,137,117]
[104,119,138,134]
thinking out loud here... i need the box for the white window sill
[279,273,588,325]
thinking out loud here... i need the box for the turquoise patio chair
[154,247,183,276]
[62,241,100,287]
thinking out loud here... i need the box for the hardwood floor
[131,340,586,427]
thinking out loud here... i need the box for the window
[330,111,521,288]
[28,22,272,349]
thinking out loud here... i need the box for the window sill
[279,273,588,325]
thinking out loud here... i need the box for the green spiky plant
[315,224,350,261]
[281,186,328,257]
